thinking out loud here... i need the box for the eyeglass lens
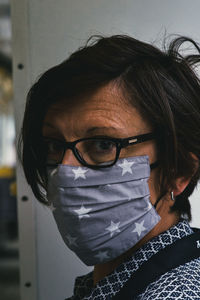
[45,138,118,166]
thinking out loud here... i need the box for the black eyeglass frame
[43,132,156,169]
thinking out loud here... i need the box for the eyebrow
[85,126,123,134]
[43,123,126,136]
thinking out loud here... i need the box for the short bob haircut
[20,35,200,220]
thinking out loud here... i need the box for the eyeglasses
[42,132,156,168]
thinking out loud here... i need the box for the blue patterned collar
[69,220,193,300]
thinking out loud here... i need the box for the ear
[173,152,199,197]
[173,177,191,197]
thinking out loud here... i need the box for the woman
[20,35,200,299]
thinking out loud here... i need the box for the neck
[93,196,180,286]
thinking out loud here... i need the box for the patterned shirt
[66,220,200,299]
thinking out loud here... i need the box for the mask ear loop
[153,192,166,208]
[153,191,175,209]
[150,163,177,208]
[150,161,170,209]
[150,161,159,170]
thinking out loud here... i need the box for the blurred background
[0,0,19,299]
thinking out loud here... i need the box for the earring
[171,191,175,201]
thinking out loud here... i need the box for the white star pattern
[132,220,146,237]
[106,221,121,237]
[118,159,134,176]
[72,167,88,180]
[65,234,78,246]
[74,205,92,219]
[95,250,110,262]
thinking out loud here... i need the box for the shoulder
[136,257,200,299]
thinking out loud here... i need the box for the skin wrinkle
[44,82,135,138]
[43,82,184,285]
[43,104,149,140]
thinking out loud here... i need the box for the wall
[11,1,200,299]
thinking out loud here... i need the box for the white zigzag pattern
[67,221,200,300]
[137,258,200,299]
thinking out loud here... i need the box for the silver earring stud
[171,191,175,201]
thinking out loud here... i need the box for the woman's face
[43,82,159,204]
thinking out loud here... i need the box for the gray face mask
[47,155,160,266]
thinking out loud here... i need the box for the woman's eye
[94,140,115,152]
[42,139,64,164]
[44,140,63,155]
[85,139,116,156]
[80,139,116,156]
[47,142,60,152]
[79,139,117,164]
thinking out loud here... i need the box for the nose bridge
[61,145,81,166]
[65,140,75,151]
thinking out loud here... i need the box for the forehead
[43,82,151,137]
[48,83,128,112]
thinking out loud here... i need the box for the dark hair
[20,34,200,220]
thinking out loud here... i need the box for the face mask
[47,155,160,266]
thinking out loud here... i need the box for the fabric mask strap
[149,161,166,209]
[150,161,159,170]
[153,192,167,209]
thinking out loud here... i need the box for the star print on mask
[106,221,121,237]
[65,234,78,247]
[74,205,92,219]
[72,167,88,180]
[95,250,110,262]
[132,220,146,237]
[48,155,161,265]
[118,159,134,176]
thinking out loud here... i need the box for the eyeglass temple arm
[127,132,156,146]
